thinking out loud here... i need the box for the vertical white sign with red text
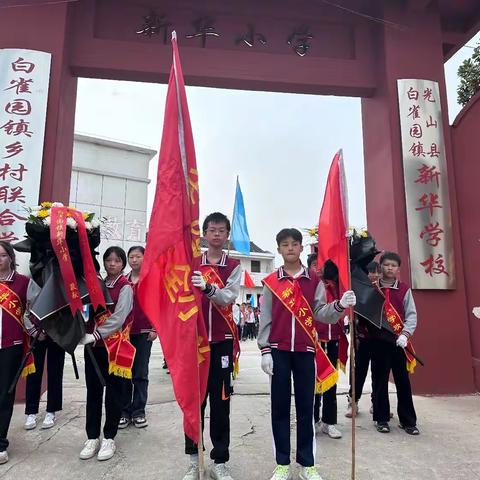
[397,79,455,289]
[0,49,51,242]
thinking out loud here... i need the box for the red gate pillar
[0,3,77,203]
[361,4,475,394]
[0,4,77,400]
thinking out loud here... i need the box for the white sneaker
[345,397,358,418]
[0,451,8,465]
[97,438,116,461]
[182,462,200,480]
[299,466,324,480]
[209,462,233,480]
[41,412,55,429]
[79,438,100,460]
[24,414,37,430]
[320,423,342,439]
[270,464,291,480]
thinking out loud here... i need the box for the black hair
[366,261,381,273]
[127,245,145,257]
[322,260,339,282]
[0,241,16,270]
[103,246,127,269]
[307,253,318,269]
[379,251,401,267]
[276,228,303,246]
[202,212,231,234]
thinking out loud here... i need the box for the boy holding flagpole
[184,212,241,480]
[258,228,356,480]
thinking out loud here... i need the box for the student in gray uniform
[258,228,356,480]
[370,252,419,435]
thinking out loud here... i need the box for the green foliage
[457,43,480,107]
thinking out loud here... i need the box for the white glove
[191,271,207,290]
[340,290,356,309]
[79,333,95,345]
[396,333,408,349]
[261,353,274,376]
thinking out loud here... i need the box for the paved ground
[1,340,479,480]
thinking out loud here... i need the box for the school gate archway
[2,0,479,394]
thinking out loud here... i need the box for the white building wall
[69,133,156,267]
[229,251,275,306]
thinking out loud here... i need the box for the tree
[457,43,480,107]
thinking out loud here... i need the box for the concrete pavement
[1,340,479,480]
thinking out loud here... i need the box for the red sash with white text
[0,282,35,377]
[200,265,240,378]
[95,311,136,379]
[263,275,338,394]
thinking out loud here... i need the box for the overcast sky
[74,32,479,265]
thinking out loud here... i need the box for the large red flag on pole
[318,150,357,479]
[138,32,210,444]
[317,149,349,293]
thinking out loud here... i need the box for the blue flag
[231,177,251,255]
[250,294,255,307]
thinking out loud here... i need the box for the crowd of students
[0,212,420,480]
[233,303,260,341]
[0,242,156,465]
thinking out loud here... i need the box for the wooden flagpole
[196,321,205,480]
[347,238,356,480]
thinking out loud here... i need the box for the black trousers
[85,346,126,439]
[314,340,338,425]
[271,349,315,467]
[370,339,417,427]
[245,323,256,340]
[0,345,23,452]
[348,336,373,403]
[185,340,233,464]
[122,333,153,418]
[25,337,65,415]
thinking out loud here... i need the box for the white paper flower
[30,205,42,212]
[52,202,64,207]
[90,218,101,228]
[43,217,51,226]
[66,217,77,230]
[85,221,93,231]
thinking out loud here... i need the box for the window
[251,260,261,273]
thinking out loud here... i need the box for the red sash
[50,207,106,315]
[199,265,240,378]
[263,275,338,394]
[324,280,348,373]
[378,287,417,374]
[0,282,35,377]
[95,311,136,379]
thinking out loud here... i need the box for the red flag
[243,270,255,288]
[138,33,210,444]
[317,150,349,293]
